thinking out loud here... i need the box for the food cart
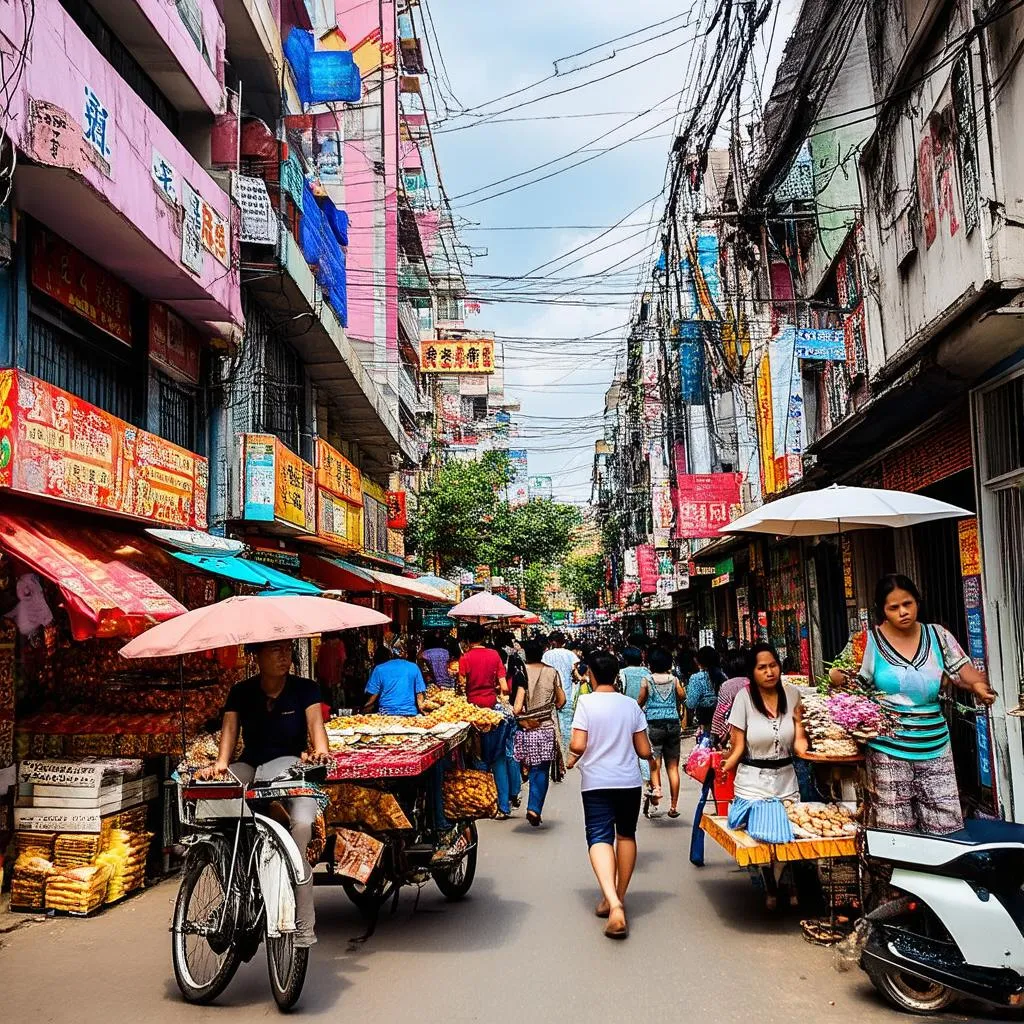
[313,689,504,926]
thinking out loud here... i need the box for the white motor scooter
[860,819,1024,1014]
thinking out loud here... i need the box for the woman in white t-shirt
[567,650,653,941]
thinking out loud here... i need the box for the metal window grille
[26,309,134,423]
[155,371,198,452]
[58,0,180,133]
[981,373,1024,481]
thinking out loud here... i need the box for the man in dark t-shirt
[200,639,331,947]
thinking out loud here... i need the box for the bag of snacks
[442,769,498,820]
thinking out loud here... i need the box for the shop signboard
[31,227,134,346]
[275,442,315,531]
[240,434,314,532]
[508,449,529,507]
[957,516,992,787]
[315,438,362,506]
[419,338,494,374]
[711,556,734,588]
[318,488,362,549]
[674,472,743,538]
[148,303,202,384]
[755,352,776,494]
[637,544,658,595]
[0,370,207,528]
[793,327,846,360]
[386,490,407,529]
[386,527,405,559]
[180,178,205,275]
[841,535,855,601]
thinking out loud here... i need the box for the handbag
[685,736,714,783]
[516,667,557,731]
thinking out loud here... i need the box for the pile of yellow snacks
[53,833,102,869]
[45,864,113,915]
[11,854,54,909]
[326,783,412,831]
[96,829,153,903]
[327,690,502,737]
[442,769,498,820]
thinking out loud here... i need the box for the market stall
[313,687,504,912]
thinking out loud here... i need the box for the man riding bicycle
[198,639,332,948]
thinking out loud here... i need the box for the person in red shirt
[457,624,514,817]
[457,624,507,706]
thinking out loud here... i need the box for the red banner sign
[674,473,743,539]
[637,543,659,595]
[149,303,202,384]
[31,226,134,346]
[386,490,407,529]
[0,370,207,528]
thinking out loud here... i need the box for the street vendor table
[700,813,857,865]
[328,726,471,781]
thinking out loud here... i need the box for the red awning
[0,515,186,640]
[299,555,447,603]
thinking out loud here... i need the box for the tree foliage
[559,553,605,610]
[481,499,582,569]
[407,452,511,572]
[409,456,582,579]
[522,561,550,611]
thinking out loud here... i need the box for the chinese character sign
[0,370,206,527]
[151,149,178,205]
[674,473,743,539]
[420,338,495,374]
[275,443,315,532]
[386,490,408,529]
[31,227,133,345]
[180,179,205,275]
[315,438,363,505]
[82,84,111,162]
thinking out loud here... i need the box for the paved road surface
[0,773,975,1022]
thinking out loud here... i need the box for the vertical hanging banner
[769,327,803,490]
[755,353,776,495]
[957,516,991,789]
[180,178,205,275]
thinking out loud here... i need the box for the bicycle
[170,762,328,1013]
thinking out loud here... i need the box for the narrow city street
[3,772,914,1024]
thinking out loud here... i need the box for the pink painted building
[1,0,241,336]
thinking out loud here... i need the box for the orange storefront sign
[315,438,362,505]
[0,369,207,528]
[274,441,316,531]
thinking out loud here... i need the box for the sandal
[494,811,511,820]
[526,811,541,827]
[604,906,629,939]
[595,898,610,918]
[667,808,680,819]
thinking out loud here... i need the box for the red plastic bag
[685,738,714,783]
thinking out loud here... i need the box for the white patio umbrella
[720,484,971,537]
[447,591,525,622]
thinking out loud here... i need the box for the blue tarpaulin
[300,181,348,326]
[678,321,705,403]
[173,553,321,595]
[284,29,361,105]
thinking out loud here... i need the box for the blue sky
[425,0,797,505]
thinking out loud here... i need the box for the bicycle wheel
[266,931,309,1013]
[172,853,241,1005]
[432,822,478,901]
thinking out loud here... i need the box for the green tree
[407,452,512,572]
[559,553,605,610]
[522,561,550,611]
[482,499,582,569]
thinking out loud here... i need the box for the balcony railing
[398,262,431,295]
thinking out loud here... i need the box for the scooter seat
[947,819,1024,847]
[867,819,1024,867]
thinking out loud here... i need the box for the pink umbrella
[119,595,390,658]
[447,591,525,622]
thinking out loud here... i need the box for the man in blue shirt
[364,638,428,716]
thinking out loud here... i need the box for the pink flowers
[826,692,885,733]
